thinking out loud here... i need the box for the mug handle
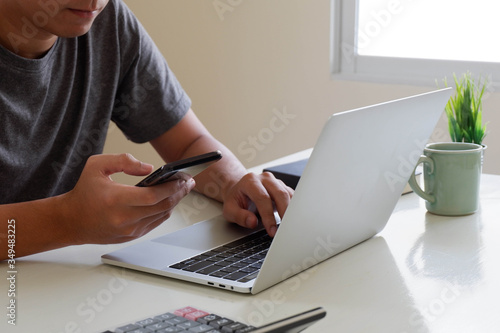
[408,155,436,203]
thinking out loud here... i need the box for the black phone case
[136,151,222,187]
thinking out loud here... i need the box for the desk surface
[2,150,500,333]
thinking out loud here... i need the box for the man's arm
[0,154,195,261]
[150,109,294,237]
[0,110,292,261]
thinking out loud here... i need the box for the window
[331,0,500,85]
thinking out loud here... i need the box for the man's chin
[57,25,94,38]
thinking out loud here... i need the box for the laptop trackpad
[152,215,259,251]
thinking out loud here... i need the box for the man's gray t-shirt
[0,0,191,204]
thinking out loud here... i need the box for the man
[0,0,293,260]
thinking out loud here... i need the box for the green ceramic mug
[408,142,483,216]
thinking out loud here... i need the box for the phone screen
[136,150,222,187]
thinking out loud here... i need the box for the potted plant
[443,72,488,145]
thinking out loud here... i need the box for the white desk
[2,150,500,333]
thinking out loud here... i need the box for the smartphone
[135,150,222,187]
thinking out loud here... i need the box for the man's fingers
[223,199,259,229]
[222,172,294,237]
[118,178,196,222]
[130,178,195,205]
[260,172,294,220]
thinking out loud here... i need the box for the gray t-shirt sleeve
[110,0,191,143]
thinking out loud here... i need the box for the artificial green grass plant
[444,72,487,145]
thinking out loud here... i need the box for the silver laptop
[102,88,452,294]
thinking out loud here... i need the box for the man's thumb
[94,153,154,177]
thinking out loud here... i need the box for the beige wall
[104,0,499,185]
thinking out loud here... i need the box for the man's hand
[221,172,294,237]
[60,153,196,245]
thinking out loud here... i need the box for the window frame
[330,0,500,86]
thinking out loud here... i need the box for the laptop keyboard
[102,306,256,333]
[169,229,272,283]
